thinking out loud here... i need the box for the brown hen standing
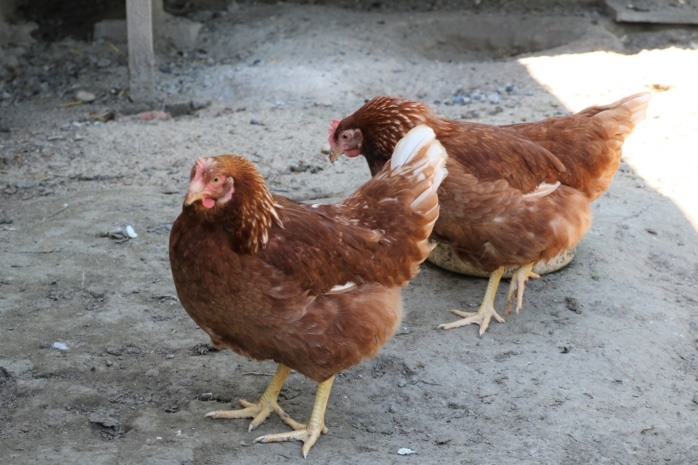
[169,125,447,457]
[328,92,650,335]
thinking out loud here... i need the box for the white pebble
[125,225,137,238]
[397,448,415,455]
[75,90,96,102]
[52,342,69,351]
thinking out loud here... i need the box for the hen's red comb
[328,119,340,146]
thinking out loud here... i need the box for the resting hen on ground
[168,125,447,457]
[328,92,650,335]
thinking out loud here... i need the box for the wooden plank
[604,0,698,24]
[126,0,156,102]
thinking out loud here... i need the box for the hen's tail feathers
[617,92,651,127]
[562,91,650,200]
[599,92,651,138]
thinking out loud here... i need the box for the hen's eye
[341,133,348,140]
[213,177,220,184]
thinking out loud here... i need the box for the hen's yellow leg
[255,375,334,458]
[205,364,304,431]
[505,263,539,316]
[438,267,506,335]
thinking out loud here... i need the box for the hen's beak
[184,192,203,206]
[329,146,344,163]
[184,182,206,206]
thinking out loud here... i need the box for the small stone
[124,225,137,238]
[105,346,122,356]
[565,296,582,314]
[191,99,211,111]
[488,93,501,104]
[75,90,96,103]
[164,101,194,117]
[397,448,415,455]
[87,287,106,299]
[2,55,19,68]
[52,342,69,351]
[689,318,698,332]
[96,58,111,68]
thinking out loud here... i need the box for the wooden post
[126,0,156,102]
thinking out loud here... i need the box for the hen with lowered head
[329,92,650,335]
[168,125,447,457]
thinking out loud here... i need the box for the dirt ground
[1,1,697,464]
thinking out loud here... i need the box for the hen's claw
[255,421,327,459]
[505,264,538,315]
[438,306,505,335]
[205,364,303,431]
[438,267,506,336]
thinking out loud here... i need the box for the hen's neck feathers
[197,156,282,255]
[350,97,438,175]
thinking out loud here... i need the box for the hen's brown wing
[259,183,436,295]
[253,197,388,295]
[430,120,567,193]
[431,161,592,271]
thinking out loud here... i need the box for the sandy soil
[1,1,697,464]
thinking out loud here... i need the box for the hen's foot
[505,264,539,316]
[438,267,505,336]
[254,376,334,458]
[438,305,505,334]
[255,422,326,458]
[205,364,304,431]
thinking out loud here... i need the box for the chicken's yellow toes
[204,364,304,431]
[205,398,305,432]
[438,308,505,335]
[254,422,327,458]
